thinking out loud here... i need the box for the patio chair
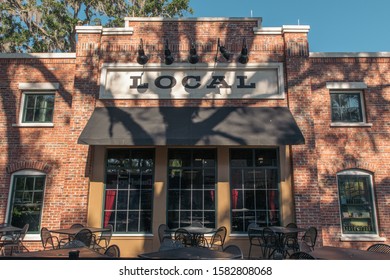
[93,224,113,251]
[367,244,390,254]
[70,223,84,229]
[158,224,172,244]
[41,227,60,250]
[104,244,120,258]
[262,227,278,259]
[283,222,300,257]
[209,226,227,251]
[289,251,315,259]
[159,239,185,251]
[2,224,29,255]
[174,228,192,247]
[63,228,93,248]
[301,226,317,251]
[223,245,243,259]
[247,223,263,259]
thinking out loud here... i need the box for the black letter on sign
[182,76,201,89]
[129,76,148,89]
[237,76,255,88]
[155,76,177,89]
[206,76,231,88]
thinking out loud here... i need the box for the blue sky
[187,0,390,52]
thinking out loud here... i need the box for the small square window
[22,93,55,123]
[330,91,365,123]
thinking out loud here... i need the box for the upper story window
[337,170,378,236]
[330,91,364,123]
[22,93,55,123]
[326,82,371,126]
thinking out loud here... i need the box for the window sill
[12,123,54,128]
[331,122,373,127]
[112,233,153,238]
[24,234,41,241]
[340,234,386,242]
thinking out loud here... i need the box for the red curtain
[232,189,238,209]
[104,190,116,227]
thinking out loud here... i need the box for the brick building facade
[0,17,388,257]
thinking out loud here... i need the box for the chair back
[210,226,227,250]
[40,227,59,250]
[174,228,192,246]
[301,226,317,251]
[223,245,243,259]
[289,251,315,259]
[367,244,390,254]
[104,244,120,258]
[73,228,93,247]
[19,224,29,241]
[97,224,113,249]
[158,224,171,243]
[70,223,84,229]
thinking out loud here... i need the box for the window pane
[9,175,46,232]
[23,94,55,123]
[167,149,216,228]
[104,149,154,233]
[338,174,377,234]
[230,148,280,232]
[331,93,363,122]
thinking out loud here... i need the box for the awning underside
[77,107,305,146]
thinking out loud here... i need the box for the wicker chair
[104,244,120,258]
[223,245,243,259]
[367,244,390,254]
[289,251,315,259]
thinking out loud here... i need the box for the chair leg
[248,244,252,259]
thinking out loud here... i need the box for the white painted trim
[0,53,76,59]
[326,82,367,89]
[253,27,283,35]
[75,26,103,34]
[310,52,390,58]
[102,27,134,35]
[112,233,154,237]
[19,82,59,90]
[24,234,42,241]
[282,25,310,33]
[330,123,373,127]
[340,235,386,242]
[12,123,54,128]
[124,17,262,23]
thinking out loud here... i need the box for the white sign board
[99,63,285,99]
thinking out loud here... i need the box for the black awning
[77,107,305,146]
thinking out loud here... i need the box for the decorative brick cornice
[6,161,52,174]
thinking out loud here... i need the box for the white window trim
[14,90,55,127]
[6,169,47,241]
[336,169,384,241]
[329,90,371,126]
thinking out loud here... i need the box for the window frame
[336,169,383,241]
[6,169,47,239]
[329,90,366,124]
[19,91,55,126]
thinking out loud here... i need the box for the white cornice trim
[254,25,310,35]
[125,17,262,23]
[102,27,134,35]
[253,27,283,35]
[19,82,60,90]
[0,53,76,59]
[75,26,103,34]
[282,25,310,33]
[326,82,367,89]
[311,52,390,58]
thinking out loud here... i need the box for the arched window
[6,170,46,233]
[337,169,378,236]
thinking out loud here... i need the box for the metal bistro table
[253,226,307,258]
[50,226,110,236]
[12,246,111,259]
[139,246,241,260]
[167,226,217,246]
[310,246,390,260]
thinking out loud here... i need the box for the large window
[337,170,378,235]
[167,149,216,229]
[330,91,364,123]
[8,170,46,233]
[22,93,55,123]
[230,148,280,233]
[104,149,154,233]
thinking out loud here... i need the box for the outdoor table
[166,226,217,246]
[12,246,111,259]
[139,246,242,260]
[310,246,390,260]
[0,225,22,235]
[253,226,307,258]
[50,226,110,235]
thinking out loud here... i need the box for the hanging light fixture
[238,38,249,64]
[137,39,149,65]
[164,39,174,65]
[188,42,199,64]
[217,38,231,61]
